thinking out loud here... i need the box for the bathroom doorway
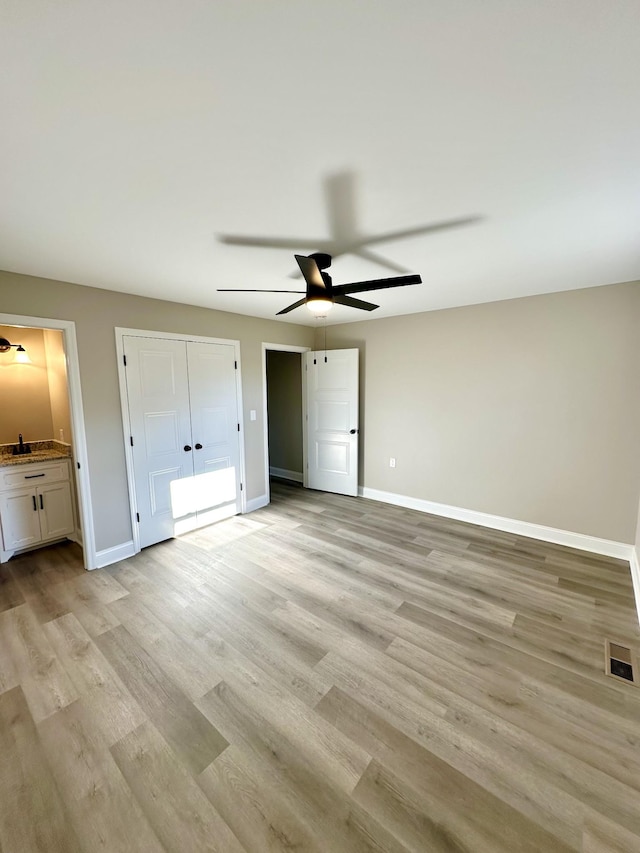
[0,313,94,569]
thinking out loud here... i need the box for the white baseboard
[245,494,269,513]
[359,486,634,562]
[269,467,303,483]
[630,547,640,627]
[93,540,136,569]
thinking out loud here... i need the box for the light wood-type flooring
[1,480,640,852]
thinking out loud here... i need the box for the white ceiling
[1,1,639,326]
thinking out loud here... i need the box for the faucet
[12,434,31,455]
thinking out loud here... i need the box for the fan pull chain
[323,317,327,362]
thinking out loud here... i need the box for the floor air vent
[605,640,637,685]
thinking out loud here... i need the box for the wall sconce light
[14,346,31,364]
[0,336,31,364]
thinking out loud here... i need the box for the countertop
[0,440,72,468]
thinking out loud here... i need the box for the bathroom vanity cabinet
[0,458,75,562]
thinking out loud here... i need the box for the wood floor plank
[37,700,165,853]
[96,624,228,774]
[354,758,573,853]
[317,685,574,853]
[582,813,640,852]
[0,686,83,853]
[43,612,146,744]
[9,558,70,623]
[195,641,369,793]
[106,592,222,701]
[196,682,412,853]
[197,744,326,853]
[184,592,331,708]
[1,479,639,852]
[314,649,592,847]
[385,636,640,793]
[111,720,247,853]
[0,603,78,722]
[53,574,124,638]
[0,565,25,613]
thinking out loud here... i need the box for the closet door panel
[123,337,194,548]
[187,342,241,517]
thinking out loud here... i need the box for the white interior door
[185,341,242,527]
[123,336,194,548]
[305,348,359,496]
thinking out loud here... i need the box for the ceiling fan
[217,252,422,317]
[218,171,482,278]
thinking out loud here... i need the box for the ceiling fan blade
[295,255,327,291]
[333,273,422,296]
[218,234,327,250]
[362,215,483,248]
[333,295,378,311]
[276,297,308,315]
[217,289,304,293]
[353,247,409,274]
[325,171,359,244]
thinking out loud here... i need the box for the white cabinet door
[124,336,195,548]
[38,481,74,540]
[0,489,41,551]
[187,341,241,526]
[305,349,359,496]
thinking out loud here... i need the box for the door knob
[195,443,203,450]
[184,445,192,452]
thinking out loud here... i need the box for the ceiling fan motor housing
[309,252,332,270]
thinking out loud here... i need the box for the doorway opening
[0,313,95,569]
[262,343,310,504]
[261,344,360,502]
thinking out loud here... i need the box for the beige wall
[319,281,640,543]
[0,325,54,444]
[43,329,73,446]
[2,268,638,554]
[266,350,303,475]
[0,271,314,553]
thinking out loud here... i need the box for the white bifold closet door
[123,336,241,548]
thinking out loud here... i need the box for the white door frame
[115,327,246,555]
[0,312,97,570]
[261,343,311,504]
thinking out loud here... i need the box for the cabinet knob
[183,445,192,452]
[195,443,203,450]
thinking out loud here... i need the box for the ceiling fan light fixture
[306,298,333,318]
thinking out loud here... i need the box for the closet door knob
[183,445,192,452]
[195,443,203,450]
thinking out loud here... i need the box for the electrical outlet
[389,457,396,468]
